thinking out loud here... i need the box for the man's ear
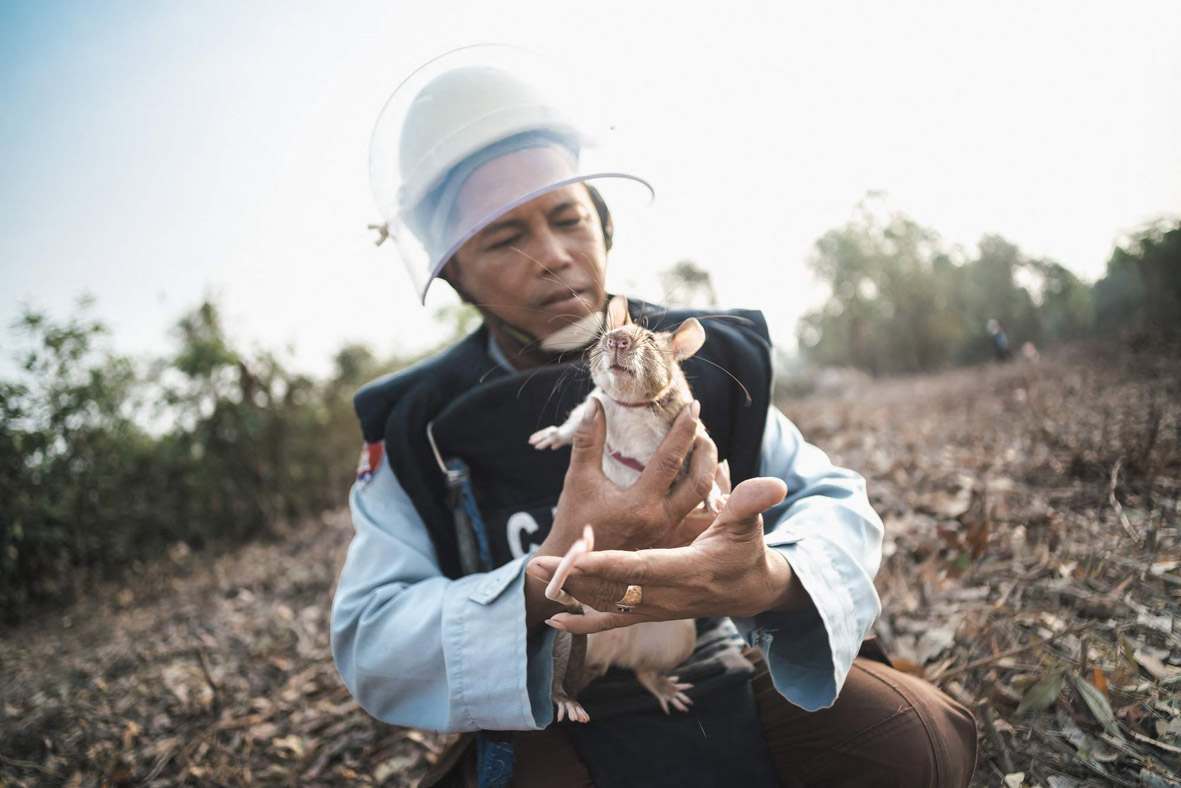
[439,258,471,303]
[671,318,706,360]
[606,295,631,330]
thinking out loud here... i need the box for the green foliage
[796,196,1136,374]
[0,299,408,622]
[1094,219,1181,335]
[798,199,977,374]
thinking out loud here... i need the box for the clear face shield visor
[368,46,653,303]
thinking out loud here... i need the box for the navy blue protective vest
[353,299,780,787]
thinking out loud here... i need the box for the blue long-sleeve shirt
[330,405,883,733]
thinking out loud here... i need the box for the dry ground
[1,339,1179,787]
[786,339,1181,787]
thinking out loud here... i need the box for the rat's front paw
[705,482,728,515]
[529,425,567,450]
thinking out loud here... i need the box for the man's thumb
[568,398,606,471]
[716,477,787,531]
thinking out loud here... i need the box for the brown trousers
[434,650,978,787]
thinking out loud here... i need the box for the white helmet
[369,45,653,303]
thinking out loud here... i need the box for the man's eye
[488,234,521,250]
[555,216,583,228]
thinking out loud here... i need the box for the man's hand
[658,457,731,549]
[523,396,719,629]
[541,398,719,556]
[526,477,812,635]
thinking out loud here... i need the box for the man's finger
[635,402,699,497]
[533,546,700,592]
[547,609,650,635]
[664,432,718,521]
[565,398,606,483]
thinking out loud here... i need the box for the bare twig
[978,703,1014,774]
[194,647,220,713]
[1110,458,1142,544]
[934,621,1096,683]
[1126,730,1181,755]
[0,753,56,776]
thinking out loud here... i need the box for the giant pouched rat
[528,295,725,722]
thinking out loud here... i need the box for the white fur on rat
[529,295,724,722]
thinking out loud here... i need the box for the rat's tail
[543,525,594,607]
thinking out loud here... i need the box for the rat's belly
[586,619,696,673]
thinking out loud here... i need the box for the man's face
[444,181,607,341]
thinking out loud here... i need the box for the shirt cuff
[442,555,557,730]
[732,537,882,712]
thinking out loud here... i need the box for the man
[332,48,976,786]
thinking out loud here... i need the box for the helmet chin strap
[538,311,604,352]
[444,264,606,358]
[485,308,603,357]
[451,282,605,358]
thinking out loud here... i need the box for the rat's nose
[607,334,631,352]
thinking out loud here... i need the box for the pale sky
[2,1,1179,377]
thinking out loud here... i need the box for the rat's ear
[671,318,706,360]
[606,295,631,330]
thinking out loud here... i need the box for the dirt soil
[2,339,1179,787]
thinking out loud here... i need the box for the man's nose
[528,225,575,272]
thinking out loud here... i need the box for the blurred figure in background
[988,318,1012,362]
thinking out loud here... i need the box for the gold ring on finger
[614,584,643,610]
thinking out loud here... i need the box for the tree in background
[1026,258,1094,344]
[0,299,418,622]
[798,196,968,374]
[1,300,144,612]
[796,196,1113,375]
[1093,218,1181,335]
[952,235,1041,365]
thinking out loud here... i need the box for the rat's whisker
[510,247,595,312]
[574,250,607,293]
[536,362,590,423]
[687,314,756,328]
[685,355,752,405]
[457,302,588,324]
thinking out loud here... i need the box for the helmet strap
[443,268,600,369]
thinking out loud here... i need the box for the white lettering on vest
[507,511,542,559]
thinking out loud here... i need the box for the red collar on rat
[611,397,656,408]
[606,443,646,473]
[608,374,676,408]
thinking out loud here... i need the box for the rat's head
[589,295,706,402]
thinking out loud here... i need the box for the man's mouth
[538,288,588,309]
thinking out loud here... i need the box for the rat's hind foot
[553,693,591,723]
[635,670,694,714]
[529,425,568,450]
